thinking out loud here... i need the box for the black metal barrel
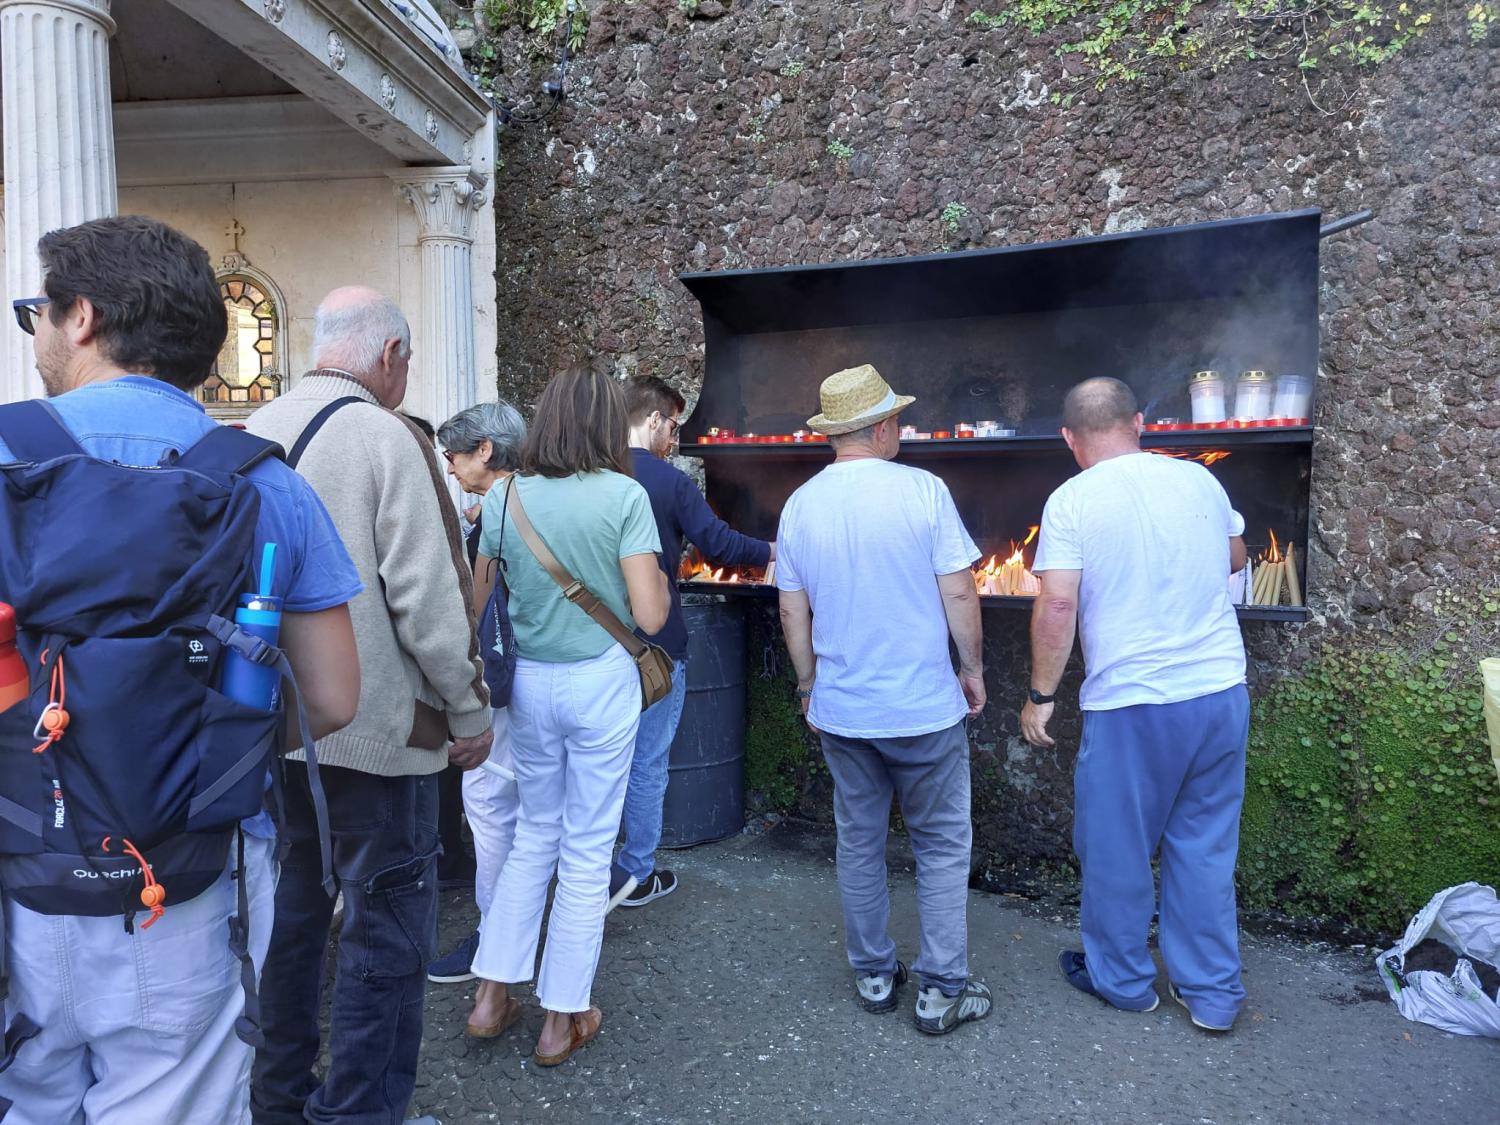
[660,596,746,847]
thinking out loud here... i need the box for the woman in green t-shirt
[467,365,669,1066]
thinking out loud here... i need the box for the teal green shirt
[478,471,662,663]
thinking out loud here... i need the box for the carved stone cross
[224,219,246,253]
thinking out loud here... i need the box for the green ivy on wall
[964,1,1493,111]
[744,662,812,812]
[1239,589,1500,934]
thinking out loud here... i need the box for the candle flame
[973,528,1042,597]
[1259,529,1283,565]
[679,551,771,586]
[1149,448,1233,467]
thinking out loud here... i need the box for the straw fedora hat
[807,364,916,435]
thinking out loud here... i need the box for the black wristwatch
[1027,687,1055,705]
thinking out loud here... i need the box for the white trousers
[464,706,518,918]
[472,644,640,1013]
[0,832,277,1125]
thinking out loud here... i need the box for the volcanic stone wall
[485,1,1499,861]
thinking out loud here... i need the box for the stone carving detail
[327,30,347,71]
[264,0,286,23]
[380,74,397,111]
[392,172,487,242]
[424,110,439,143]
[462,138,473,163]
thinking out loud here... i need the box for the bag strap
[286,396,364,469]
[228,828,266,1049]
[0,400,82,463]
[207,615,336,899]
[504,481,647,657]
[176,425,284,476]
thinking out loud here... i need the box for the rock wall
[485,1,1499,862]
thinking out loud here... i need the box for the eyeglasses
[661,414,682,433]
[12,297,49,336]
[442,449,457,464]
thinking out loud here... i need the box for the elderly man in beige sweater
[247,287,491,1125]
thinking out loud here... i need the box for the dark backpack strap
[0,869,43,1105]
[229,828,265,1048]
[0,400,82,463]
[286,397,364,469]
[206,615,335,897]
[176,425,284,476]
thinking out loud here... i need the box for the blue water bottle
[219,543,283,711]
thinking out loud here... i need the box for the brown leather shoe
[531,1007,602,1067]
[465,995,522,1039]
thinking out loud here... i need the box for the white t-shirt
[1032,452,1247,711]
[776,459,980,738]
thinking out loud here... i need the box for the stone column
[390,167,487,429]
[1,0,117,402]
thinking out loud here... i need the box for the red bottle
[0,602,26,713]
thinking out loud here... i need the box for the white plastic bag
[1375,882,1500,1038]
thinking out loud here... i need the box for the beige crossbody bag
[504,483,674,711]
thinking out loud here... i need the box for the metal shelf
[678,582,1309,622]
[680,427,1313,460]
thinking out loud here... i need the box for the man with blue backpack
[0,216,363,1123]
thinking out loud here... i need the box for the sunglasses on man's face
[12,297,50,336]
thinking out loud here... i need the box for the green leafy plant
[966,1,1443,112]
[741,610,820,814]
[1238,587,1500,933]
[1470,2,1500,41]
[826,138,855,160]
[483,0,587,50]
[779,60,805,77]
[940,201,970,233]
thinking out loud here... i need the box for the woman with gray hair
[426,398,528,991]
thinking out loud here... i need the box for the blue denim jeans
[251,763,439,1125]
[615,659,688,883]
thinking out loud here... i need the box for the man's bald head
[311,286,411,376]
[1062,377,1139,436]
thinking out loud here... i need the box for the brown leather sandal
[465,995,523,1039]
[531,1006,602,1067]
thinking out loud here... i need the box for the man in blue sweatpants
[1021,377,1251,1033]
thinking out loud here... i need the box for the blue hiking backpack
[0,399,334,1047]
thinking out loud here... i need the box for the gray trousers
[819,719,971,995]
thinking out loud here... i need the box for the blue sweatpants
[1074,685,1249,1026]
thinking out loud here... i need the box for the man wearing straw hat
[1021,376,1250,1034]
[775,363,991,1036]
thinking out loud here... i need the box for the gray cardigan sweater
[249,372,490,776]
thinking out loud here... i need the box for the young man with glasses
[608,375,773,909]
[0,217,363,1122]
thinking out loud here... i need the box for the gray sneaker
[854,960,909,1013]
[914,980,993,1035]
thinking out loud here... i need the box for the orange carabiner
[31,652,67,755]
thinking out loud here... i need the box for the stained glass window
[201,277,282,412]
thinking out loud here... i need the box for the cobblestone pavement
[402,822,1497,1124]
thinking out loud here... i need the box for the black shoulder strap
[287,397,364,469]
[176,425,284,476]
[0,400,83,463]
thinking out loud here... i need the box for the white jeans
[472,644,640,1013]
[0,832,277,1125]
[464,706,518,918]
